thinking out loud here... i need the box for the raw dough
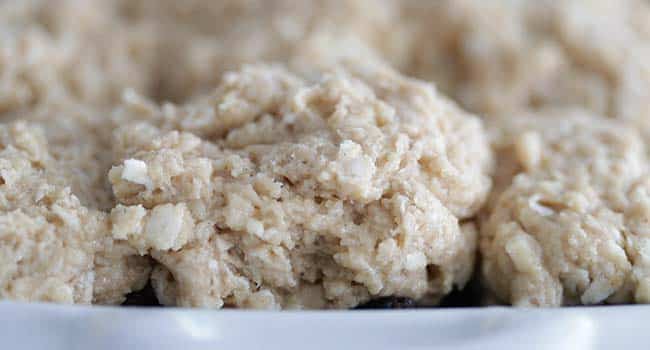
[0,0,156,304]
[0,122,150,304]
[0,0,158,112]
[109,63,492,309]
[398,0,650,140]
[121,0,404,102]
[481,109,650,306]
[6,0,650,309]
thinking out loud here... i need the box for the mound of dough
[0,1,162,305]
[399,0,650,138]
[108,63,492,309]
[0,122,150,304]
[481,109,650,306]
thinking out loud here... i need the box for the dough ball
[109,62,492,309]
[481,109,650,306]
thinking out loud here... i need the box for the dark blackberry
[355,297,417,309]
[121,282,161,307]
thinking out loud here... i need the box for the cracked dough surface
[108,63,492,309]
[481,109,650,306]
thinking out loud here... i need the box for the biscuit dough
[0,0,156,304]
[399,0,650,140]
[481,109,650,306]
[0,0,158,112]
[121,0,404,102]
[109,63,492,308]
[0,122,150,304]
[4,0,650,309]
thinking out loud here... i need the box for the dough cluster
[0,0,493,308]
[0,122,150,304]
[2,0,650,308]
[108,63,491,308]
[0,0,155,304]
[396,0,650,306]
[481,110,650,306]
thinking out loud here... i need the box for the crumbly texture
[400,0,650,306]
[481,109,650,306]
[398,0,650,139]
[0,0,158,112]
[0,0,491,308]
[0,0,156,209]
[0,122,150,304]
[5,0,650,309]
[108,63,492,309]
[0,0,157,304]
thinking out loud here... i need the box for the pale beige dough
[0,0,158,112]
[109,63,492,309]
[481,109,650,306]
[8,0,650,309]
[121,0,405,102]
[0,122,150,304]
[0,0,155,209]
[397,0,650,140]
[0,0,160,304]
[0,0,491,307]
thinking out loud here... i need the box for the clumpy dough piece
[2,101,118,210]
[0,0,158,112]
[109,63,492,309]
[399,0,650,139]
[484,108,646,212]
[481,109,650,306]
[0,0,161,208]
[0,122,150,304]
[122,0,404,102]
[0,0,160,304]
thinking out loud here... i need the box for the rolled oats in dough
[109,63,492,309]
[0,0,158,112]
[481,109,650,306]
[0,0,156,304]
[0,122,150,304]
[3,0,650,310]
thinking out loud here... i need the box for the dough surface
[109,63,492,308]
[0,122,150,304]
[0,0,156,304]
[481,109,650,306]
[398,0,650,140]
[4,0,650,309]
[122,0,403,102]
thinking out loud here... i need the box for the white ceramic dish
[1,302,648,350]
